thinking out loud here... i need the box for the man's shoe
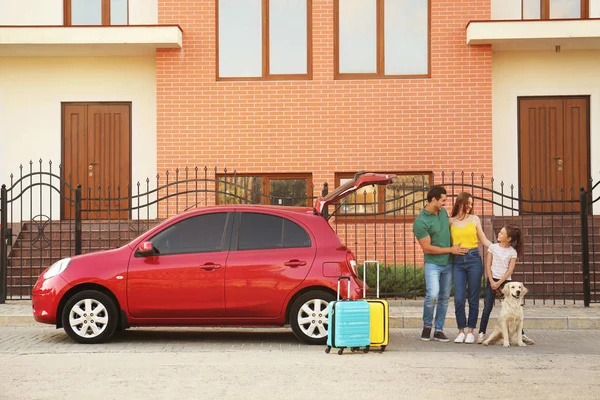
[420,326,432,341]
[477,332,485,344]
[433,331,449,342]
[522,334,535,345]
[454,332,465,343]
[465,333,475,344]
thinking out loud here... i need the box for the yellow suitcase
[363,260,389,352]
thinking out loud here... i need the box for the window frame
[334,0,431,80]
[216,0,313,81]
[148,212,229,256]
[334,171,433,222]
[236,212,312,251]
[64,0,130,26]
[216,173,314,207]
[537,0,589,20]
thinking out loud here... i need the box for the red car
[32,173,394,344]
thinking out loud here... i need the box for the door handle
[199,263,221,271]
[554,156,563,171]
[284,260,306,267]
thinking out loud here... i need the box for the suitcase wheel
[364,345,370,354]
[325,346,331,354]
[337,349,344,355]
[380,345,387,352]
[350,347,357,352]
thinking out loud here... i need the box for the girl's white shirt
[488,243,518,280]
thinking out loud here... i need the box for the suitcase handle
[363,260,380,299]
[337,276,351,301]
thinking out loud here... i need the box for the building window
[334,172,432,218]
[522,0,588,20]
[216,173,313,207]
[335,0,430,79]
[64,0,128,26]
[217,0,312,80]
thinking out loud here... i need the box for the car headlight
[43,258,71,280]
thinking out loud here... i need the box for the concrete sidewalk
[2,298,600,329]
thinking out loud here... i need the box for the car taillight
[346,251,358,276]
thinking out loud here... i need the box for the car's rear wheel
[61,290,118,344]
[290,290,335,345]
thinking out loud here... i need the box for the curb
[1,315,599,330]
[389,316,600,330]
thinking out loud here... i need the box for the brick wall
[156,0,492,200]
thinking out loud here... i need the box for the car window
[238,213,310,250]
[151,213,228,255]
[283,219,311,248]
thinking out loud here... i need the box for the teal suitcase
[325,277,371,355]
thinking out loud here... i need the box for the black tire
[61,290,119,344]
[289,290,335,345]
[338,349,343,355]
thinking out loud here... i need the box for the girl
[477,224,535,344]
[450,192,492,344]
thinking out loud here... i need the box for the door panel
[127,251,227,318]
[62,103,131,219]
[126,212,231,318]
[519,97,589,213]
[225,212,316,318]
[62,105,87,218]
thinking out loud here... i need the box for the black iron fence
[1,161,599,305]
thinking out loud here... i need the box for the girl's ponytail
[505,224,522,257]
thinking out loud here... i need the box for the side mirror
[137,241,155,257]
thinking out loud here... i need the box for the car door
[225,211,316,318]
[127,212,232,318]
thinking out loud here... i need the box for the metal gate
[1,162,599,304]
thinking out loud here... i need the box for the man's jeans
[453,248,483,329]
[423,262,453,332]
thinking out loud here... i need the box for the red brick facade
[156,0,492,196]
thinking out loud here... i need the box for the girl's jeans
[478,279,499,334]
[453,248,483,329]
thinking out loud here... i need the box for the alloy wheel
[68,298,109,339]
[296,298,329,339]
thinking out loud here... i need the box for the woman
[450,192,492,344]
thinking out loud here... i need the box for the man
[413,185,467,342]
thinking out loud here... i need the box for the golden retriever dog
[482,282,528,348]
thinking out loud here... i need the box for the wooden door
[519,97,590,213]
[62,103,131,219]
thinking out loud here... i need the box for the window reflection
[270,179,308,207]
[270,0,307,75]
[71,0,102,25]
[522,0,541,19]
[111,0,128,25]
[550,0,581,18]
[218,0,263,78]
[384,0,428,75]
[339,0,377,73]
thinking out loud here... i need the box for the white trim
[468,20,600,51]
[0,26,182,57]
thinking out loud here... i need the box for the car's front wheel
[289,290,335,345]
[61,290,119,344]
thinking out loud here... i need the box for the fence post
[321,182,329,219]
[580,186,590,307]
[0,185,7,304]
[75,185,82,256]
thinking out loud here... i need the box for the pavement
[1,297,600,330]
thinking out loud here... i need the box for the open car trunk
[314,172,396,216]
